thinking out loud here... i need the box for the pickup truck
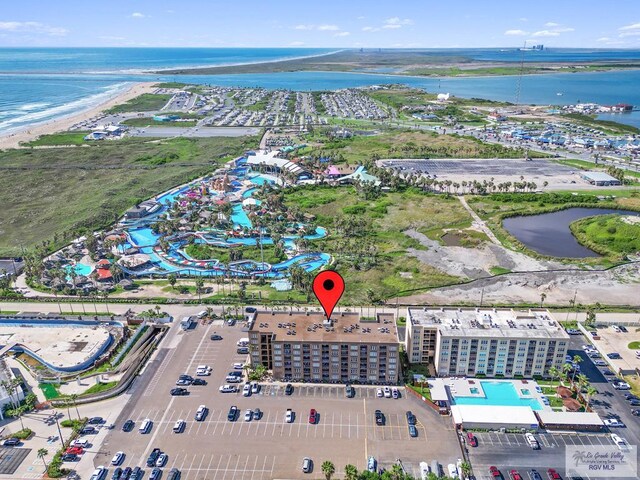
[285,408,294,423]
[146,448,161,467]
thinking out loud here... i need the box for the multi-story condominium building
[248,312,399,384]
[406,308,569,378]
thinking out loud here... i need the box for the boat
[557,92,563,96]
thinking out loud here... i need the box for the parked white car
[604,418,625,428]
[219,384,238,393]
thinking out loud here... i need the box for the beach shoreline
[0,81,156,150]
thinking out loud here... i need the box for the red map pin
[312,270,345,320]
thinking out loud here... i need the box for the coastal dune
[0,82,156,150]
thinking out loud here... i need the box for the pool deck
[0,323,113,371]
[429,377,552,411]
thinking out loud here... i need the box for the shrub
[10,428,33,440]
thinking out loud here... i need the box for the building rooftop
[407,308,569,340]
[451,404,539,427]
[249,311,398,344]
[580,171,620,182]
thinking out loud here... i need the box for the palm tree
[460,461,472,478]
[561,363,573,384]
[585,386,598,410]
[539,292,546,308]
[37,448,49,472]
[548,366,560,384]
[321,460,335,480]
[571,355,583,385]
[344,464,358,480]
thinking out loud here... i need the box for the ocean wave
[18,102,51,111]
[0,82,131,133]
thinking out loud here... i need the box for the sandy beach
[0,81,157,150]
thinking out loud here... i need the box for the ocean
[1,47,640,134]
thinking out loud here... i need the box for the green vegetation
[10,428,33,440]
[25,132,91,147]
[489,266,512,275]
[82,381,118,395]
[301,129,541,164]
[60,419,85,430]
[283,185,467,302]
[570,214,640,258]
[628,341,640,349]
[407,383,432,401]
[154,82,189,89]
[39,383,61,400]
[184,244,286,265]
[561,113,640,135]
[106,93,172,113]
[245,93,272,112]
[0,135,258,256]
[121,117,197,127]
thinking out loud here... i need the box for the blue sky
[1,0,639,48]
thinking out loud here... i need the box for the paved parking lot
[94,321,461,479]
[468,431,619,480]
[0,448,31,476]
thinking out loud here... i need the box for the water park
[37,150,334,294]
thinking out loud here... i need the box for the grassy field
[122,117,197,127]
[570,214,640,257]
[82,381,118,395]
[300,129,538,163]
[106,93,172,113]
[25,132,91,146]
[185,244,286,265]
[39,383,61,400]
[0,136,258,256]
[283,185,468,302]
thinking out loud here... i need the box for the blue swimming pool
[250,174,276,186]
[453,381,543,411]
[65,263,92,278]
[128,228,161,247]
[231,204,252,228]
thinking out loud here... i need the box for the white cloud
[0,21,67,36]
[532,30,560,37]
[531,25,573,37]
[519,17,528,22]
[597,37,610,42]
[362,26,378,32]
[619,22,640,31]
[356,16,366,20]
[317,24,339,31]
[620,30,640,37]
[131,12,145,18]
[504,29,528,36]
[294,24,313,30]
[334,31,350,37]
[384,17,413,27]
[289,41,305,46]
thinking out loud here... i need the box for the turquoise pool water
[129,227,161,247]
[231,204,252,228]
[453,381,542,411]
[250,174,275,186]
[65,263,92,277]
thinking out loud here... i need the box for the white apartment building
[406,308,569,378]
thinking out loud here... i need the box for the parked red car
[509,470,523,480]
[309,409,317,424]
[547,469,561,480]
[65,446,84,455]
[489,466,502,478]
[466,431,478,447]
